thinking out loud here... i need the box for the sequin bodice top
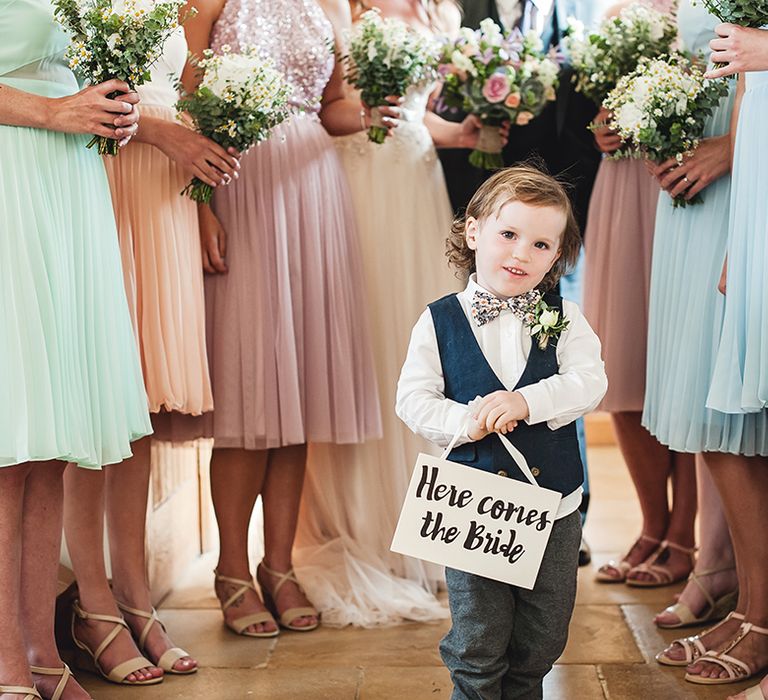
[210,0,334,113]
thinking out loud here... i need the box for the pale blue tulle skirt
[0,123,152,468]
[706,71,768,418]
[643,78,768,456]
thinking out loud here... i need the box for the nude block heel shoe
[70,599,163,686]
[214,570,279,638]
[116,601,197,675]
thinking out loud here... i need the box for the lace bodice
[210,0,334,112]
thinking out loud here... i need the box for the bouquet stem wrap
[368,106,388,144]
[471,124,505,170]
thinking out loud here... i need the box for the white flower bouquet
[564,2,677,106]
[342,9,440,143]
[53,0,188,155]
[438,19,560,170]
[604,54,730,206]
[176,45,292,203]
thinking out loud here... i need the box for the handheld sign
[391,429,561,590]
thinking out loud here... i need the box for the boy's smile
[466,200,565,300]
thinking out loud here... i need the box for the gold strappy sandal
[0,685,41,700]
[70,599,162,685]
[29,665,74,700]
[686,621,768,686]
[213,570,279,638]
[115,601,197,675]
[626,540,696,588]
[656,611,745,667]
[595,534,661,583]
[656,565,738,628]
[257,563,319,632]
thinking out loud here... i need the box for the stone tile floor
[79,446,754,699]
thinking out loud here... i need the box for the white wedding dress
[295,83,460,626]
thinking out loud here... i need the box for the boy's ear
[465,217,479,250]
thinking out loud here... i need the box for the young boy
[396,166,608,700]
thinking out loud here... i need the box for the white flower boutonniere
[527,300,570,350]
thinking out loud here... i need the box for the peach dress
[103,28,213,416]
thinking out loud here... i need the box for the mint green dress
[0,0,152,467]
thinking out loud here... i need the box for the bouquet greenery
[698,0,768,26]
[564,2,677,106]
[342,9,440,143]
[53,0,188,155]
[604,54,730,207]
[438,19,560,170]
[176,45,292,203]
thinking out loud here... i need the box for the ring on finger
[683,175,691,184]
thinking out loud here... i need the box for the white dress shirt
[496,0,555,36]
[396,275,608,519]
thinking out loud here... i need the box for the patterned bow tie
[470,288,542,327]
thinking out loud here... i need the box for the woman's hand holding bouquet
[604,54,730,207]
[438,19,559,170]
[342,9,440,144]
[54,0,188,155]
[176,45,291,203]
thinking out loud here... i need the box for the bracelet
[359,108,368,132]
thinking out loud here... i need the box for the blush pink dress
[103,28,213,417]
[167,0,381,448]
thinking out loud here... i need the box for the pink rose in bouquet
[482,73,511,103]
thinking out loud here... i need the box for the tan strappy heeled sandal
[70,599,162,685]
[213,570,278,638]
[626,540,696,588]
[686,621,768,685]
[257,563,319,632]
[0,685,41,700]
[656,565,738,628]
[595,534,661,583]
[115,601,196,675]
[656,611,745,667]
[29,665,74,700]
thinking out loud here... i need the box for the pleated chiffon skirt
[643,86,767,455]
[0,125,152,468]
[583,158,661,412]
[707,72,768,418]
[103,105,213,416]
[167,114,382,449]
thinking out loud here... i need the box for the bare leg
[19,461,90,700]
[258,444,317,629]
[106,436,196,673]
[687,453,768,680]
[210,447,275,635]
[0,463,35,698]
[611,413,696,584]
[596,411,674,580]
[655,454,736,628]
[63,464,161,683]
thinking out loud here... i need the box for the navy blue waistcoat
[429,292,584,497]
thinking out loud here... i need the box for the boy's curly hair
[446,164,581,292]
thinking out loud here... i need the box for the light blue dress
[643,1,768,455]
[706,67,768,420]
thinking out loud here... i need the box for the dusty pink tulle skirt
[162,114,381,448]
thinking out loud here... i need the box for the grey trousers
[440,511,582,700]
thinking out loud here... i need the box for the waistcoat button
[497,470,508,477]
[531,467,541,477]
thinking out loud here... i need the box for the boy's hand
[467,417,490,441]
[473,391,530,434]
